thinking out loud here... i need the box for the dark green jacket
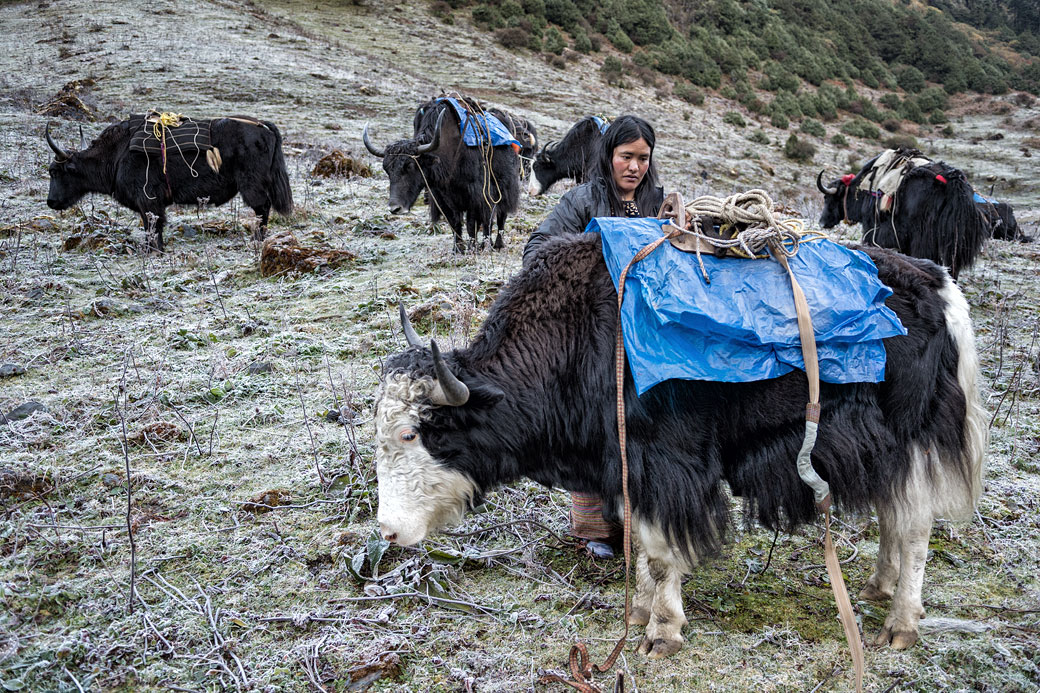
[522,179,664,267]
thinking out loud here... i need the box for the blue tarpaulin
[436,98,521,151]
[973,191,999,204]
[591,116,611,134]
[590,217,907,395]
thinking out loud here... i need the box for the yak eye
[399,428,417,443]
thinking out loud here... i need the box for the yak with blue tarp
[591,216,907,395]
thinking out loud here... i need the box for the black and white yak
[528,116,606,196]
[817,148,988,279]
[373,233,987,657]
[365,99,521,251]
[45,115,293,252]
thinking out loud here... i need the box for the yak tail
[265,121,294,216]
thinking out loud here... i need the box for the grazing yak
[45,115,293,252]
[366,98,521,251]
[975,194,1030,242]
[528,115,609,196]
[374,233,986,657]
[817,148,987,279]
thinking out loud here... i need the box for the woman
[522,115,663,558]
[522,114,663,267]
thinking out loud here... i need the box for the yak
[817,148,987,279]
[45,115,293,252]
[528,115,607,196]
[373,233,987,658]
[976,196,1030,242]
[365,99,520,251]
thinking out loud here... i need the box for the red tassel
[841,173,855,185]
[935,174,948,184]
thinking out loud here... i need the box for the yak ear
[467,380,505,407]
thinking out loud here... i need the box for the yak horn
[45,123,68,161]
[415,109,445,155]
[362,124,385,158]
[816,170,837,195]
[429,339,469,407]
[399,301,422,348]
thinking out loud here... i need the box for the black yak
[817,148,987,279]
[45,115,292,252]
[373,233,986,657]
[528,115,608,196]
[365,98,520,251]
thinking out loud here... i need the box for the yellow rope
[151,112,183,176]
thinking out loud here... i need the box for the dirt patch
[37,78,98,121]
[259,229,357,276]
[311,150,372,178]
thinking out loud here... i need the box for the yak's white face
[374,375,477,546]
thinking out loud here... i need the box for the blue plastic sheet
[590,217,907,395]
[591,116,611,134]
[973,190,1000,204]
[436,98,521,151]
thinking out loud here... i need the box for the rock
[86,298,123,316]
[247,361,274,375]
[101,473,123,489]
[0,363,26,378]
[1,401,47,424]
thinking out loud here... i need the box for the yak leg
[636,556,687,659]
[634,521,689,658]
[251,202,271,241]
[874,447,936,650]
[141,211,166,252]
[860,510,901,602]
[492,208,506,250]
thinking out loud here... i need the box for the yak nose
[379,523,398,543]
[46,199,60,210]
[388,202,405,215]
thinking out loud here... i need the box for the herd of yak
[43,93,1030,269]
[39,95,1027,662]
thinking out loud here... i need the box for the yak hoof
[627,607,650,627]
[492,232,505,250]
[875,625,919,650]
[858,581,893,602]
[637,637,683,659]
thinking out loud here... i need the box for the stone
[0,363,26,378]
[1,401,47,424]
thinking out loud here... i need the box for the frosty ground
[1,0,1039,690]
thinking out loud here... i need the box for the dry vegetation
[1,0,1038,691]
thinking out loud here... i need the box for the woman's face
[611,137,652,200]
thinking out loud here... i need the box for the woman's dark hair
[592,115,661,216]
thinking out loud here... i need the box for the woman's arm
[522,186,594,267]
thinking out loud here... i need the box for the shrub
[761,61,800,92]
[748,129,770,145]
[522,0,546,15]
[674,81,704,105]
[609,0,672,45]
[883,134,918,150]
[548,53,567,69]
[495,26,530,49]
[882,118,902,133]
[784,134,816,161]
[544,0,580,33]
[723,110,746,128]
[915,86,948,113]
[800,118,826,138]
[572,27,593,53]
[719,85,737,100]
[601,55,624,85]
[770,111,789,129]
[499,0,523,19]
[928,110,948,124]
[431,1,453,21]
[897,65,926,93]
[830,133,848,147]
[543,26,565,54]
[607,20,634,53]
[841,118,880,140]
[879,93,901,110]
[473,5,504,29]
